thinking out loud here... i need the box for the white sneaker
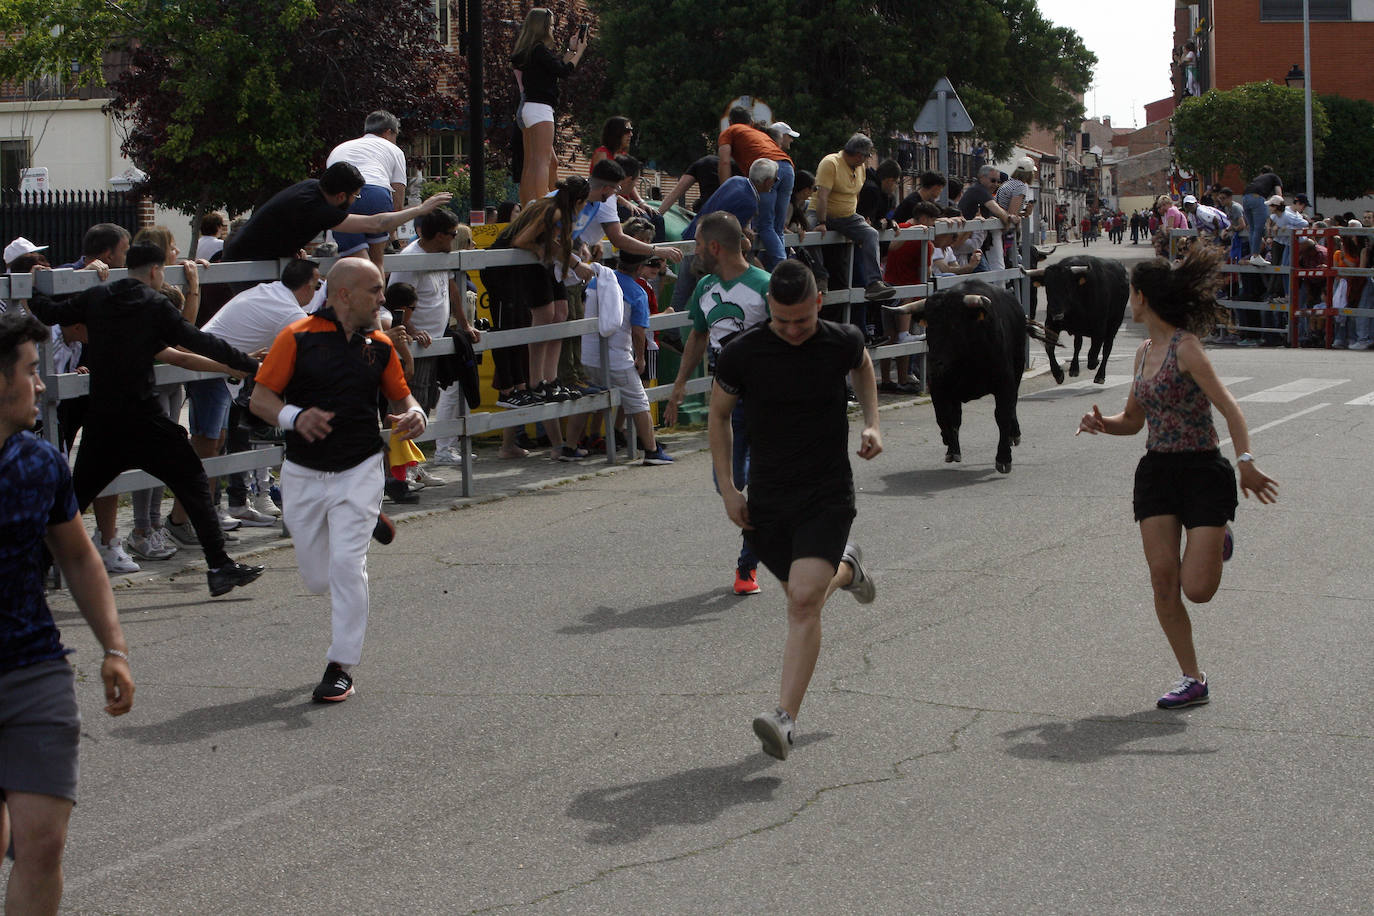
[228,504,277,527]
[217,509,242,531]
[251,492,281,517]
[1249,254,1271,267]
[411,465,448,487]
[98,534,141,574]
[124,529,176,561]
[752,707,795,760]
[840,543,876,604]
[149,527,178,557]
[428,447,464,467]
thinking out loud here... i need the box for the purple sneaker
[1157,673,1209,709]
[1223,525,1234,563]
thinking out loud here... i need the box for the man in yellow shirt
[814,133,895,302]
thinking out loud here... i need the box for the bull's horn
[1034,245,1057,258]
[1069,265,1090,274]
[883,297,926,314]
[1024,267,1046,279]
[963,294,990,308]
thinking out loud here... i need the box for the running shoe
[1156,673,1209,709]
[840,543,876,604]
[1248,254,1271,267]
[98,535,141,574]
[752,707,795,760]
[164,519,199,547]
[1223,525,1234,563]
[429,447,465,467]
[149,527,178,557]
[252,493,282,517]
[206,561,265,597]
[229,504,278,527]
[557,445,588,462]
[312,663,355,702]
[642,445,675,466]
[411,465,448,487]
[733,567,761,596]
[217,509,242,532]
[124,529,176,561]
[538,381,571,403]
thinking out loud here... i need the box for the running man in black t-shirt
[709,259,882,761]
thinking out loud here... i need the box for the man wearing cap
[2,239,50,314]
[4,237,48,270]
[1181,194,1230,241]
[717,106,795,270]
[768,121,799,153]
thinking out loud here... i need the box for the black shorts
[0,659,81,802]
[1133,449,1237,529]
[484,263,556,314]
[744,498,856,583]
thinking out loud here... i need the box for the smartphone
[577,22,589,42]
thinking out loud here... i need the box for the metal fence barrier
[17,216,1026,500]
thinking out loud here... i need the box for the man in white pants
[250,259,425,702]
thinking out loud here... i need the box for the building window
[419,131,467,181]
[1,139,30,195]
[434,0,451,45]
[1260,0,1351,20]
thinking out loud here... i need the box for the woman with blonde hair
[511,7,588,205]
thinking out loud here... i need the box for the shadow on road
[566,733,832,844]
[873,465,1014,496]
[998,712,1218,764]
[558,588,742,635]
[111,686,321,745]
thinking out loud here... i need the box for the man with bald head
[251,258,426,702]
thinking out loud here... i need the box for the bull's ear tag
[1078,277,1087,286]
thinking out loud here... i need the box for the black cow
[886,282,1050,473]
[1025,255,1129,385]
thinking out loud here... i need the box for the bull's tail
[1026,318,1060,345]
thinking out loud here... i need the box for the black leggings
[73,412,231,569]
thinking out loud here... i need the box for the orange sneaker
[733,567,761,596]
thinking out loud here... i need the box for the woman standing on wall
[511,8,588,206]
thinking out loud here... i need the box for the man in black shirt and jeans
[28,243,265,597]
[710,259,882,761]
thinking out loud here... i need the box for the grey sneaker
[124,529,176,561]
[753,707,795,760]
[164,519,199,547]
[840,543,876,604]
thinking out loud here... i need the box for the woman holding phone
[511,8,588,206]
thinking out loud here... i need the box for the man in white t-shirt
[194,211,227,261]
[326,110,408,269]
[386,208,481,469]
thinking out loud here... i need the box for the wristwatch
[1237,452,1254,463]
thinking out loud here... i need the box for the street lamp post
[1283,1,1315,212]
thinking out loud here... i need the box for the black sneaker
[372,511,395,545]
[207,561,265,597]
[538,381,571,403]
[312,662,354,702]
[385,480,419,504]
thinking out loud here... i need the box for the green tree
[0,0,459,214]
[1171,81,1330,193]
[578,0,1093,174]
[1313,93,1374,202]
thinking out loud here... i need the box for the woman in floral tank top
[1078,247,1278,710]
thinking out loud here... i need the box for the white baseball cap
[4,236,47,265]
[1182,194,1198,205]
[770,121,800,138]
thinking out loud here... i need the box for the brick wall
[1210,0,1374,101]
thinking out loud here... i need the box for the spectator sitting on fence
[221,161,452,266]
[858,158,901,231]
[669,159,778,314]
[194,211,228,262]
[717,105,795,270]
[195,257,323,528]
[565,217,674,466]
[894,171,948,223]
[814,133,896,302]
[326,110,409,271]
[27,241,266,597]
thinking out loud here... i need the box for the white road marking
[1238,378,1348,403]
[66,785,341,892]
[1218,403,1330,449]
[1025,376,1250,399]
[1344,391,1374,406]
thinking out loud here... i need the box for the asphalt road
[34,237,1374,914]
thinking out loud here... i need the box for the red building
[1204,0,1374,99]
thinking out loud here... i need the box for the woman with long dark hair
[1078,246,1278,709]
[511,8,587,206]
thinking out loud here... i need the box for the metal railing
[18,216,1024,499]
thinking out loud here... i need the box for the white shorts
[608,366,649,415]
[518,102,554,128]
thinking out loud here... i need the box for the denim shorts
[331,183,395,253]
[185,376,232,437]
[0,659,81,802]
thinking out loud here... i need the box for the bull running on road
[886,282,1053,473]
[1025,255,1130,385]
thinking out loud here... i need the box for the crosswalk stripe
[1237,378,1348,403]
[1345,391,1374,406]
[1025,376,1251,400]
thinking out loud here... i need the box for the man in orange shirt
[717,107,794,269]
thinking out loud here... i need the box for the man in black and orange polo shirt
[250,259,426,702]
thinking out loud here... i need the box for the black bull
[886,282,1052,473]
[1026,255,1130,385]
